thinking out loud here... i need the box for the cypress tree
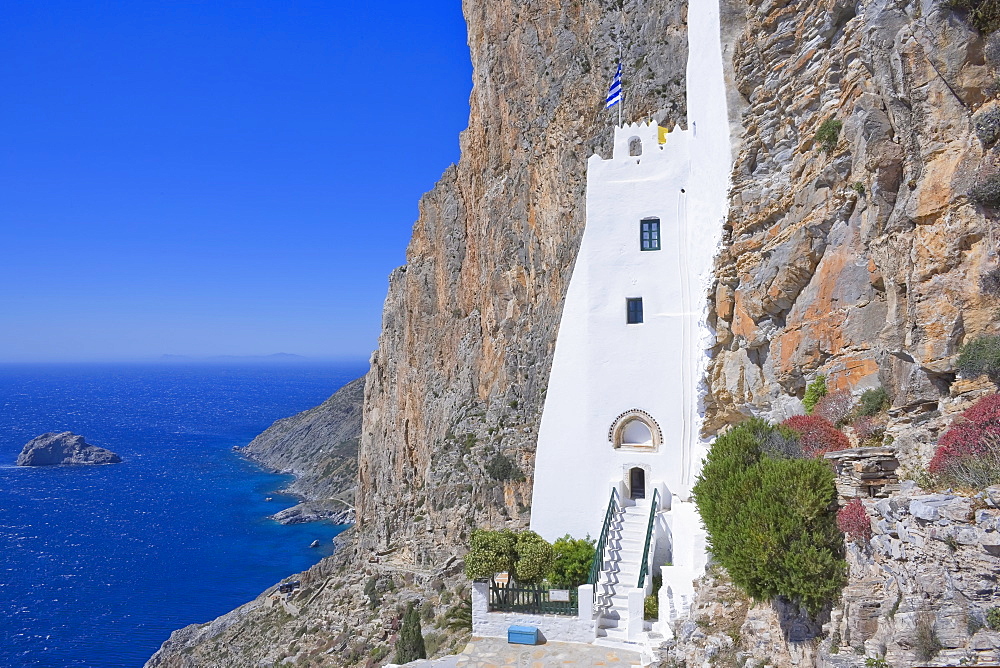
[394,601,427,663]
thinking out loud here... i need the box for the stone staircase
[593,500,651,646]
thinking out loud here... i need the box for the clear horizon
[1,1,472,363]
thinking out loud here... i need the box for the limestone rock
[16,432,121,466]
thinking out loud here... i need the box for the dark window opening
[629,137,642,156]
[640,218,661,251]
[626,298,643,324]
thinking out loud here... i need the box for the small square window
[640,218,661,251]
[626,298,643,324]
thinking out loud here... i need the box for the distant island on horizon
[157,353,311,363]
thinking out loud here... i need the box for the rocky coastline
[238,376,365,526]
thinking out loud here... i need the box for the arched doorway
[629,467,646,500]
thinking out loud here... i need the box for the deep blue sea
[0,362,367,668]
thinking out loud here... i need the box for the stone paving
[398,637,643,667]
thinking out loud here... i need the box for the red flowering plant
[837,498,872,545]
[928,394,1000,488]
[782,415,851,457]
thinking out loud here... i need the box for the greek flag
[605,62,622,109]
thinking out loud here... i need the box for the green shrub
[957,335,1000,381]
[815,119,843,153]
[464,529,516,580]
[971,172,1000,206]
[692,419,845,615]
[548,534,596,588]
[803,375,828,414]
[394,601,427,663]
[944,0,1000,33]
[363,576,380,609]
[852,182,866,195]
[644,593,658,620]
[513,530,554,584]
[644,573,662,620]
[485,453,522,481]
[914,618,942,661]
[864,658,889,668]
[443,598,472,632]
[987,606,1000,630]
[857,387,890,417]
[463,529,552,584]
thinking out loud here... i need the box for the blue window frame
[626,298,643,324]
[640,218,661,251]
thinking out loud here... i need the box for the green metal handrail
[588,487,621,585]
[637,487,660,589]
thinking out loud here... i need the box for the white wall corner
[577,584,594,621]
[626,588,646,641]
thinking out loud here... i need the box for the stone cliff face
[706,0,1000,467]
[355,0,690,566]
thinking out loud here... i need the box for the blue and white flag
[605,62,622,109]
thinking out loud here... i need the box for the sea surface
[0,361,368,668]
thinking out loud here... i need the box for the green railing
[588,487,621,585]
[637,487,660,589]
[488,582,578,616]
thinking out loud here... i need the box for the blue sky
[0,1,471,362]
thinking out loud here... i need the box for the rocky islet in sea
[16,431,122,466]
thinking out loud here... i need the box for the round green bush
[692,419,845,615]
[513,530,553,584]
[548,534,596,588]
[987,606,1000,630]
[464,529,516,581]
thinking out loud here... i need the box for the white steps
[593,501,652,643]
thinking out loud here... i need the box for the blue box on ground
[507,625,539,645]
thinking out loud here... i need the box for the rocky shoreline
[267,499,355,526]
[234,375,365,528]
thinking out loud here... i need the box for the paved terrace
[398,638,643,668]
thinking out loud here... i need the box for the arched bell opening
[628,136,643,156]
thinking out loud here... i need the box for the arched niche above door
[608,409,662,451]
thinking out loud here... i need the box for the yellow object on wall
[658,126,669,144]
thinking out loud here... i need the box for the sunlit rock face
[706,0,1000,459]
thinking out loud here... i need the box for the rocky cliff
[241,376,365,523]
[354,0,691,566]
[706,0,1000,466]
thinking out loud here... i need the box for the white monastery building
[526,0,733,646]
